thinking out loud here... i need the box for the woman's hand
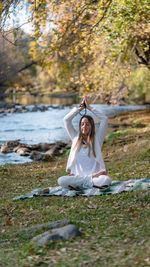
[79,96,86,111]
[84,95,91,110]
[79,95,91,111]
[92,169,107,178]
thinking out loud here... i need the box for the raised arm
[84,96,108,147]
[64,105,85,140]
[63,107,78,140]
[63,98,86,140]
[90,107,108,147]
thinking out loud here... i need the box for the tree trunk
[0,61,37,100]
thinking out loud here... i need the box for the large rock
[15,147,31,156]
[30,151,44,161]
[31,224,81,246]
[46,142,68,157]
[0,101,15,109]
[31,105,49,112]
[30,151,52,161]
[21,219,70,233]
[39,143,53,152]
[0,141,20,153]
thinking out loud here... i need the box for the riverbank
[0,109,150,266]
[0,103,150,165]
[0,101,68,115]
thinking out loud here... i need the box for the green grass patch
[106,129,129,143]
[0,110,150,266]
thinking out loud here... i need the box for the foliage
[0,0,150,103]
[29,0,150,102]
[102,0,150,65]
[127,66,150,103]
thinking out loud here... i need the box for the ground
[0,109,150,267]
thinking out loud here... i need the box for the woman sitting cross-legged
[57,95,112,191]
[38,95,111,195]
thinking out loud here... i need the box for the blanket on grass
[13,178,150,200]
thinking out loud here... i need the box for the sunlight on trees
[0,0,150,103]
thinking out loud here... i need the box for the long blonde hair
[74,115,96,157]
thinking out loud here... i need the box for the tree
[0,29,36,99]
[1,0,150,103]
[28,0,150,102]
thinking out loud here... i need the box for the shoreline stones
[0,140,71,161]
[0,101,72,114]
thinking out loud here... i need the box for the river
[0,104,148,165]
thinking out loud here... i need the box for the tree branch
[135,48,148,66]
[59,0,103,41]
[89,0,113,33]
[17,61,37,73]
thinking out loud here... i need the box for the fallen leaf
[87,205,97,209]
[20,209,27,214]
[5,219,12,226]
[38,177,43,181]
[59,248,66,253]
[27,255,39,260]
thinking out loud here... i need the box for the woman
[58,96,112,191]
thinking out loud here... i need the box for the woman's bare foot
[93,185,109,190]
[68,185,79,191]
[38,188,49,195]
[92,169,107,178]
[68,185,83,193]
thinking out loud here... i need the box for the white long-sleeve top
[63,106,108,176]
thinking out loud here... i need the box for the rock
[108,123,120,128]
[15,147,30,156]
[40,154,53,162]
[46,148,58,157]
[58,104,65,109]
[0,141,20,153]
[39,105,48,112]
[30,151,43,161]
[133,123,146,128]
[31,224,81,246]
[21,219,70,233]
[5,108,17,113]
[30,151,52,161]
[21,106,28,113]
[66,143,71,149]
[46,142,67,157]
[31,106,39,112]
[39,143,53,152]
[0,101,15,109]
[0,140,70,161]
[137,140,150,147]
[31,105,49,112]
[59,147,68,154]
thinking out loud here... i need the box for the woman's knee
[58,176,65,186]
[58,176,70,188]
[93,175,111,187]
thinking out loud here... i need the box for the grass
[0,109,150,267]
